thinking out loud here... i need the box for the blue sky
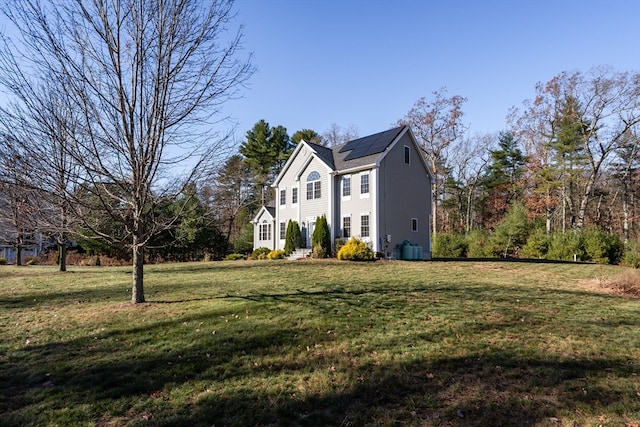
[227,0,640,142]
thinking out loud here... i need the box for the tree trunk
[576,171,597,230]
[16,244,22,266]
[545,188,552,235]
[623,185,630,244]
[131,242,145,304]
[59,243,67,272]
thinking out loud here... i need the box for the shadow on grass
[2,300,638,426]
[3,332,636,426]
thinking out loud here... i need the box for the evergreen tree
[240,120,293,205]
[480,131,526,227]
[548,95,590,231]
[312,215,331,258]
[284,220,302,255]
[292,129,324,145]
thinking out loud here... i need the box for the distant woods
[1,49,639,272]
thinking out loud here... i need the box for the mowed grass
[0,260,639,426]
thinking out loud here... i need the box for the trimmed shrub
[522,228,551,259]
[546,232,584,262]
[0,257,6,265]
[432,232,467,258]
[582,226,623,265]
[337,237,375,261]
[250,247,271,260]
[267,249,285,260]
[25,257,38,265]
[284,220,302,255]
[312,243,327,259]
[311,215,331,258]
[622,240,640,269]
[224,253,246,261]
[466,229,491,258]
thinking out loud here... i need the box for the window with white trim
[306,171,321,200]
[280,222,286,240]
[259,220,271,241]
[343,217,351,238]
[342,176,351,197]
[361,215,370,238]
[279,189,286,206]
[292,187,298,204]
[360,173,369,195]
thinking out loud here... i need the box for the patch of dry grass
[598,269,640,297]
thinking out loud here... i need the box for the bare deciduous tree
[398,88,467,235]
[322,123,359,147]
[0,0,253,302]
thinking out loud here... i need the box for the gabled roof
[251,205,275,224]
[270,125,432,185]
[307,141,335,170]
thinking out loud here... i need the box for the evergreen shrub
[337,237,375,261]
[622,241,640,268]
[466,229,491,258]
[546,232,584,261]
[522,228,550,259]
[433,232,467,258]
[0,257,6,265]
[582,227,623,264]
[284,220,302,255]
[224,253,246,261]
[311,215,331,258]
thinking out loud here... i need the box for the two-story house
[252,125,433,259]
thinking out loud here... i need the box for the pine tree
[239,120,293,205]
[480,131,526,227]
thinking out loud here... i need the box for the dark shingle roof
[333,126,405,171]
[307,142,335,170]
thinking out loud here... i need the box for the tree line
[0,4,638,306]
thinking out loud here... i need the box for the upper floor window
[342,176,351,197]
[306,171,321,200]
[360,173,369,195]
[292,187,298,204]
[404,145,410,164]
[279,189,286,206]
[411,218,418,232]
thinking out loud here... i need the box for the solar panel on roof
[341,127,404,161]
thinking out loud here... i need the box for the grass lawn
[0,260,639,426]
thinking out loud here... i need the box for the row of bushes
[224,236,377,262]
[433,227,639,266]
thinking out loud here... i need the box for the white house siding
[274,151,332,250]
[334,169,376,248]
[377,133,432,259]
[298,157,331,248]
[253,208,275,250]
